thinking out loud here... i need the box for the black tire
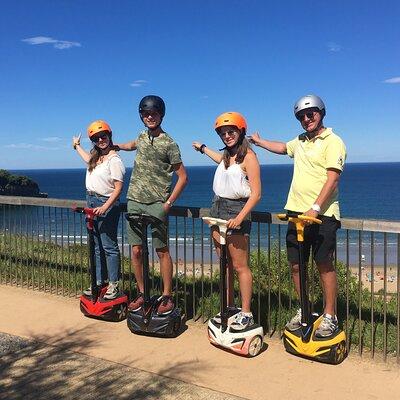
[116,303,127,321]
[332,341,347,364]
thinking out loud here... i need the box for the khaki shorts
[126,200,168,249]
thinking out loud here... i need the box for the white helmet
[294,95,326,118]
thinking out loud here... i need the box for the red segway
[73,206,128,321]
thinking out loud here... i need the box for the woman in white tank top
[193,112,261,330]
[72,120,125,301]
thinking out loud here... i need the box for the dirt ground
[0,285,399,400]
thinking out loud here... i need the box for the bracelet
[166,200,173,206]
[199,144,206,154]
[73,142,80,150]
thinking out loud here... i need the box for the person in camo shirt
[116,95,188,314]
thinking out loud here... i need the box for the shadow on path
[0,329,244,400]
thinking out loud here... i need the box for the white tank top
[213,161,251,199]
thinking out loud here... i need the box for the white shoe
[315,314,339,338]
[230,312,254,331]
[103,281,119,300]
[285,308,302,331]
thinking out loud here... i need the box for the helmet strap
[146,126,163,145]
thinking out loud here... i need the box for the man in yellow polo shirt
[250,94,346,337]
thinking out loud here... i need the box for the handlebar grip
[277,213,322,225]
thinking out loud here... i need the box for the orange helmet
[214,112,247,133]
[87,120,112,139]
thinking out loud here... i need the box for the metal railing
[1,195,399,363]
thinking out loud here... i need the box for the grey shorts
[126,200,168,249]
[209,195,251,236]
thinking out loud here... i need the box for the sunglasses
[141,111,160,118]
[91,133,109,143]
[296,111,317,122]
[218,129,238,137]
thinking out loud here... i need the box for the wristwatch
[311,204,321,213]
[166,200,173,206]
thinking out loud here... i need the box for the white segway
[203,217,264,357]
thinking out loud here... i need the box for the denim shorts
[209,195,251,236]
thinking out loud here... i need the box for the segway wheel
[332,340,347,365]
[248,335,263,357]
[115,303,127,321]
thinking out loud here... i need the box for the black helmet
[138,95,166,118]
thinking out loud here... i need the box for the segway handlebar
[277,212,321,242]
[277,213,322,225]
[72,206,96,230]
[202,217,241,246]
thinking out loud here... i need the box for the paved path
[0,332,243,400]
[0,285,399,400]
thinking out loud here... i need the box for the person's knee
[232,261,250,275]
[101,240,119,256]
[290,263,300,274]
[317,261,335,273]
[131,246,142,259]
[156,247,171,261]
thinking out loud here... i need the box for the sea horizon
[9,161,400,171]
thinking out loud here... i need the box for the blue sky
[1,0,399,169]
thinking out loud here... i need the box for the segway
[277,212,347,364]
[203,217,264,357]
[73,207,128,321]
[125,213,182,337]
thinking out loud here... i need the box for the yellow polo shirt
[285,128,346,220]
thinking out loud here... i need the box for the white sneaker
[103,281,119,300]
[230,312,254,331]
[315,314,339,338]
[285,308,302,331]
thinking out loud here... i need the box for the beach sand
[350,265,398,294]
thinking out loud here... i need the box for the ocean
[11,162,400,221]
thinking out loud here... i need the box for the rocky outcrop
[0,170,47,198]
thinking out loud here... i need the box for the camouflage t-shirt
[127,130,182,203]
